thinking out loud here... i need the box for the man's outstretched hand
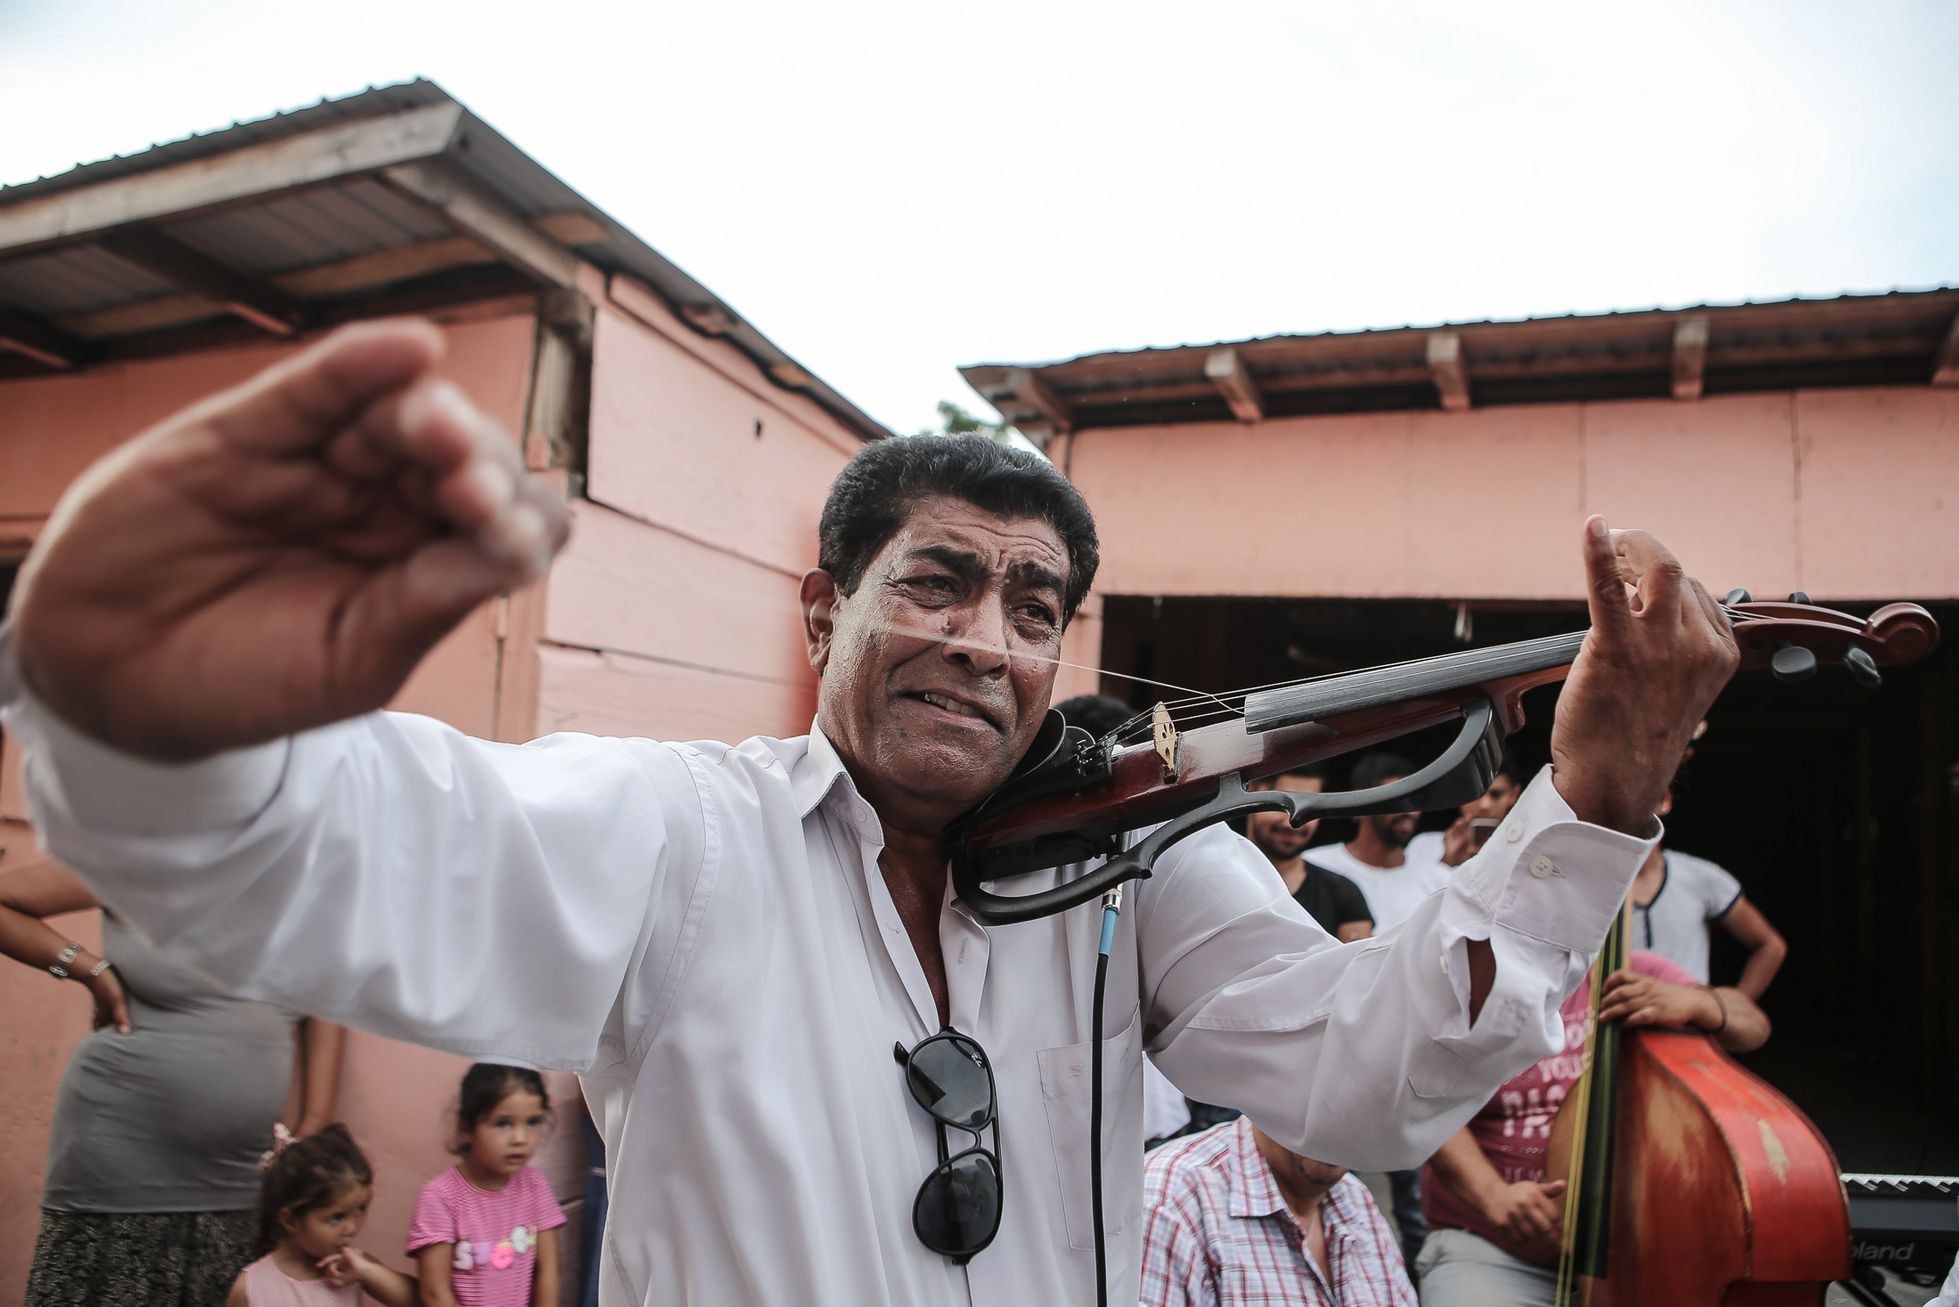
[11,319,570,760]
[1550,518,1739,834]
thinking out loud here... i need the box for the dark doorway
[1097,593,1959,1173]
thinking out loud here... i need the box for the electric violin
[949,594,1939,925]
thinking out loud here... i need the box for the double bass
[947,594,1940,1302]
[1553,904,1854,1304]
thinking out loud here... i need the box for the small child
[409,1063,568,1306]
[229,1124,420,1306]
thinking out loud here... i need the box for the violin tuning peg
[1844,645,1882,689]
[1771,641,1818,684]
[1723,588,1753,606]
[1787,590,1812,605]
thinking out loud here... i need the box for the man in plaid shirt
[1140,1117,1416,1307]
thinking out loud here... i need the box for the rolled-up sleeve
[1137,766,1653,1170]
[0,629,706,1073]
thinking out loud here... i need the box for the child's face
[283,1181,372,1262]
[463,1088,549,1179]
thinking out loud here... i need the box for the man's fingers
[196,319,445,456]
[1610,527,1687,616]
[1580,516,1635,642]
[1540,1180,1568,1197]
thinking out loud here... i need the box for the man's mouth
[909,691,997,727]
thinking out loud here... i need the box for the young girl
[229,1125,419,1306]
[409,1064,567,1307]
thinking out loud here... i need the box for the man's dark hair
[817,435,1100,621]
[1055,693,1135,737]
[1350,750,1415,790]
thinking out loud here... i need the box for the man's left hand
[1550,518,1739,834]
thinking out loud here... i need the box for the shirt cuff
[0,622,290,836]
[1439,765,1660,954]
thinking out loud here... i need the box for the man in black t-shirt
[1246,767,1374,942]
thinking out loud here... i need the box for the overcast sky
[1,0,1953,435]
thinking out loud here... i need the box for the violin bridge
[1151,702,1180,781]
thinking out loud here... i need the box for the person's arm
[1334,875,1374,943]
[1597,969,1770,1052]
[1426,1125,1566,1246]
[0,690,705,1068]
[417,1245,459,1307]
[291,1019,346,1137]
[1141,773,1651,1171]
[320,1248,418,1307]
[0,863,129,1032]
[224,1270,251,1307]
[1717,897,1786,1002]
[531,1226,560,1307]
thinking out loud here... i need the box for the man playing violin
[1,321,1739,1306]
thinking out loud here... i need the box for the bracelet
[87,958,113,980]
[1703,985,1729,1034]
[48,941,82,980]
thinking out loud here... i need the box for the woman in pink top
[409,1064,568,1307]
[1413,951,1771,1306]
[228,1126,419,1306]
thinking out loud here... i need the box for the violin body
[1574,1029,1850,1305]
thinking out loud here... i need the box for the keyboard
[1843,1173,1959,1275]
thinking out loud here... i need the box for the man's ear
[801,569,839,674]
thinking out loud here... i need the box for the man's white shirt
[1,638,1655,1307]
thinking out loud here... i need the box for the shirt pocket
[1036,1006,1145,1251]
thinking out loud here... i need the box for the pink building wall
[1057,389,1959,602]
[0,281,869,1297]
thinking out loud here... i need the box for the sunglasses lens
[914,1150,1001,1255]
[907,1034,992,1130]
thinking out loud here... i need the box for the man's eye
[903,575,956,596]
[1018,604,1058,626]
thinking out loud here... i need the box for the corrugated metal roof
[963,287,1959,429]
[0,81,450,201]
[0,80,890,442]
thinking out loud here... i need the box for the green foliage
[914,400,1012,443]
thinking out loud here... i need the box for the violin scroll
[1727,599,1939,689]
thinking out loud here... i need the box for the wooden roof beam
[380,160,581,291]
[1427,331,1470,411]
[1672,315,1710,400]
[0,102,464,259]
[1204,347,1264,421]
[1933,308,1959,386]
[0,306,89,368]
[981,367,1071,434]
[98,228,302,336]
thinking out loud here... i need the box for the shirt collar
[1223,1117,1366,1240]
[793,719,859,820]
[1224,1116,1290,1220]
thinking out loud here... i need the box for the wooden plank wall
[544,277,869,744]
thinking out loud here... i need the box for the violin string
[857,600,1791,752]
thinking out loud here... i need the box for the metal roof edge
[958,285,1959,376]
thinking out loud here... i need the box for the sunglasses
[892,1028,1002,1263]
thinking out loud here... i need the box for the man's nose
[941,599,1011,676]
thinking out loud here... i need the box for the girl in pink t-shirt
[408,1064,568,1307]
[228,1125,419,1306]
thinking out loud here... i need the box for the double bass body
[1575,1029,1851,1305]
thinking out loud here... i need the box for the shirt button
[1505,821,1524,843]
[1529,855,1557,879]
